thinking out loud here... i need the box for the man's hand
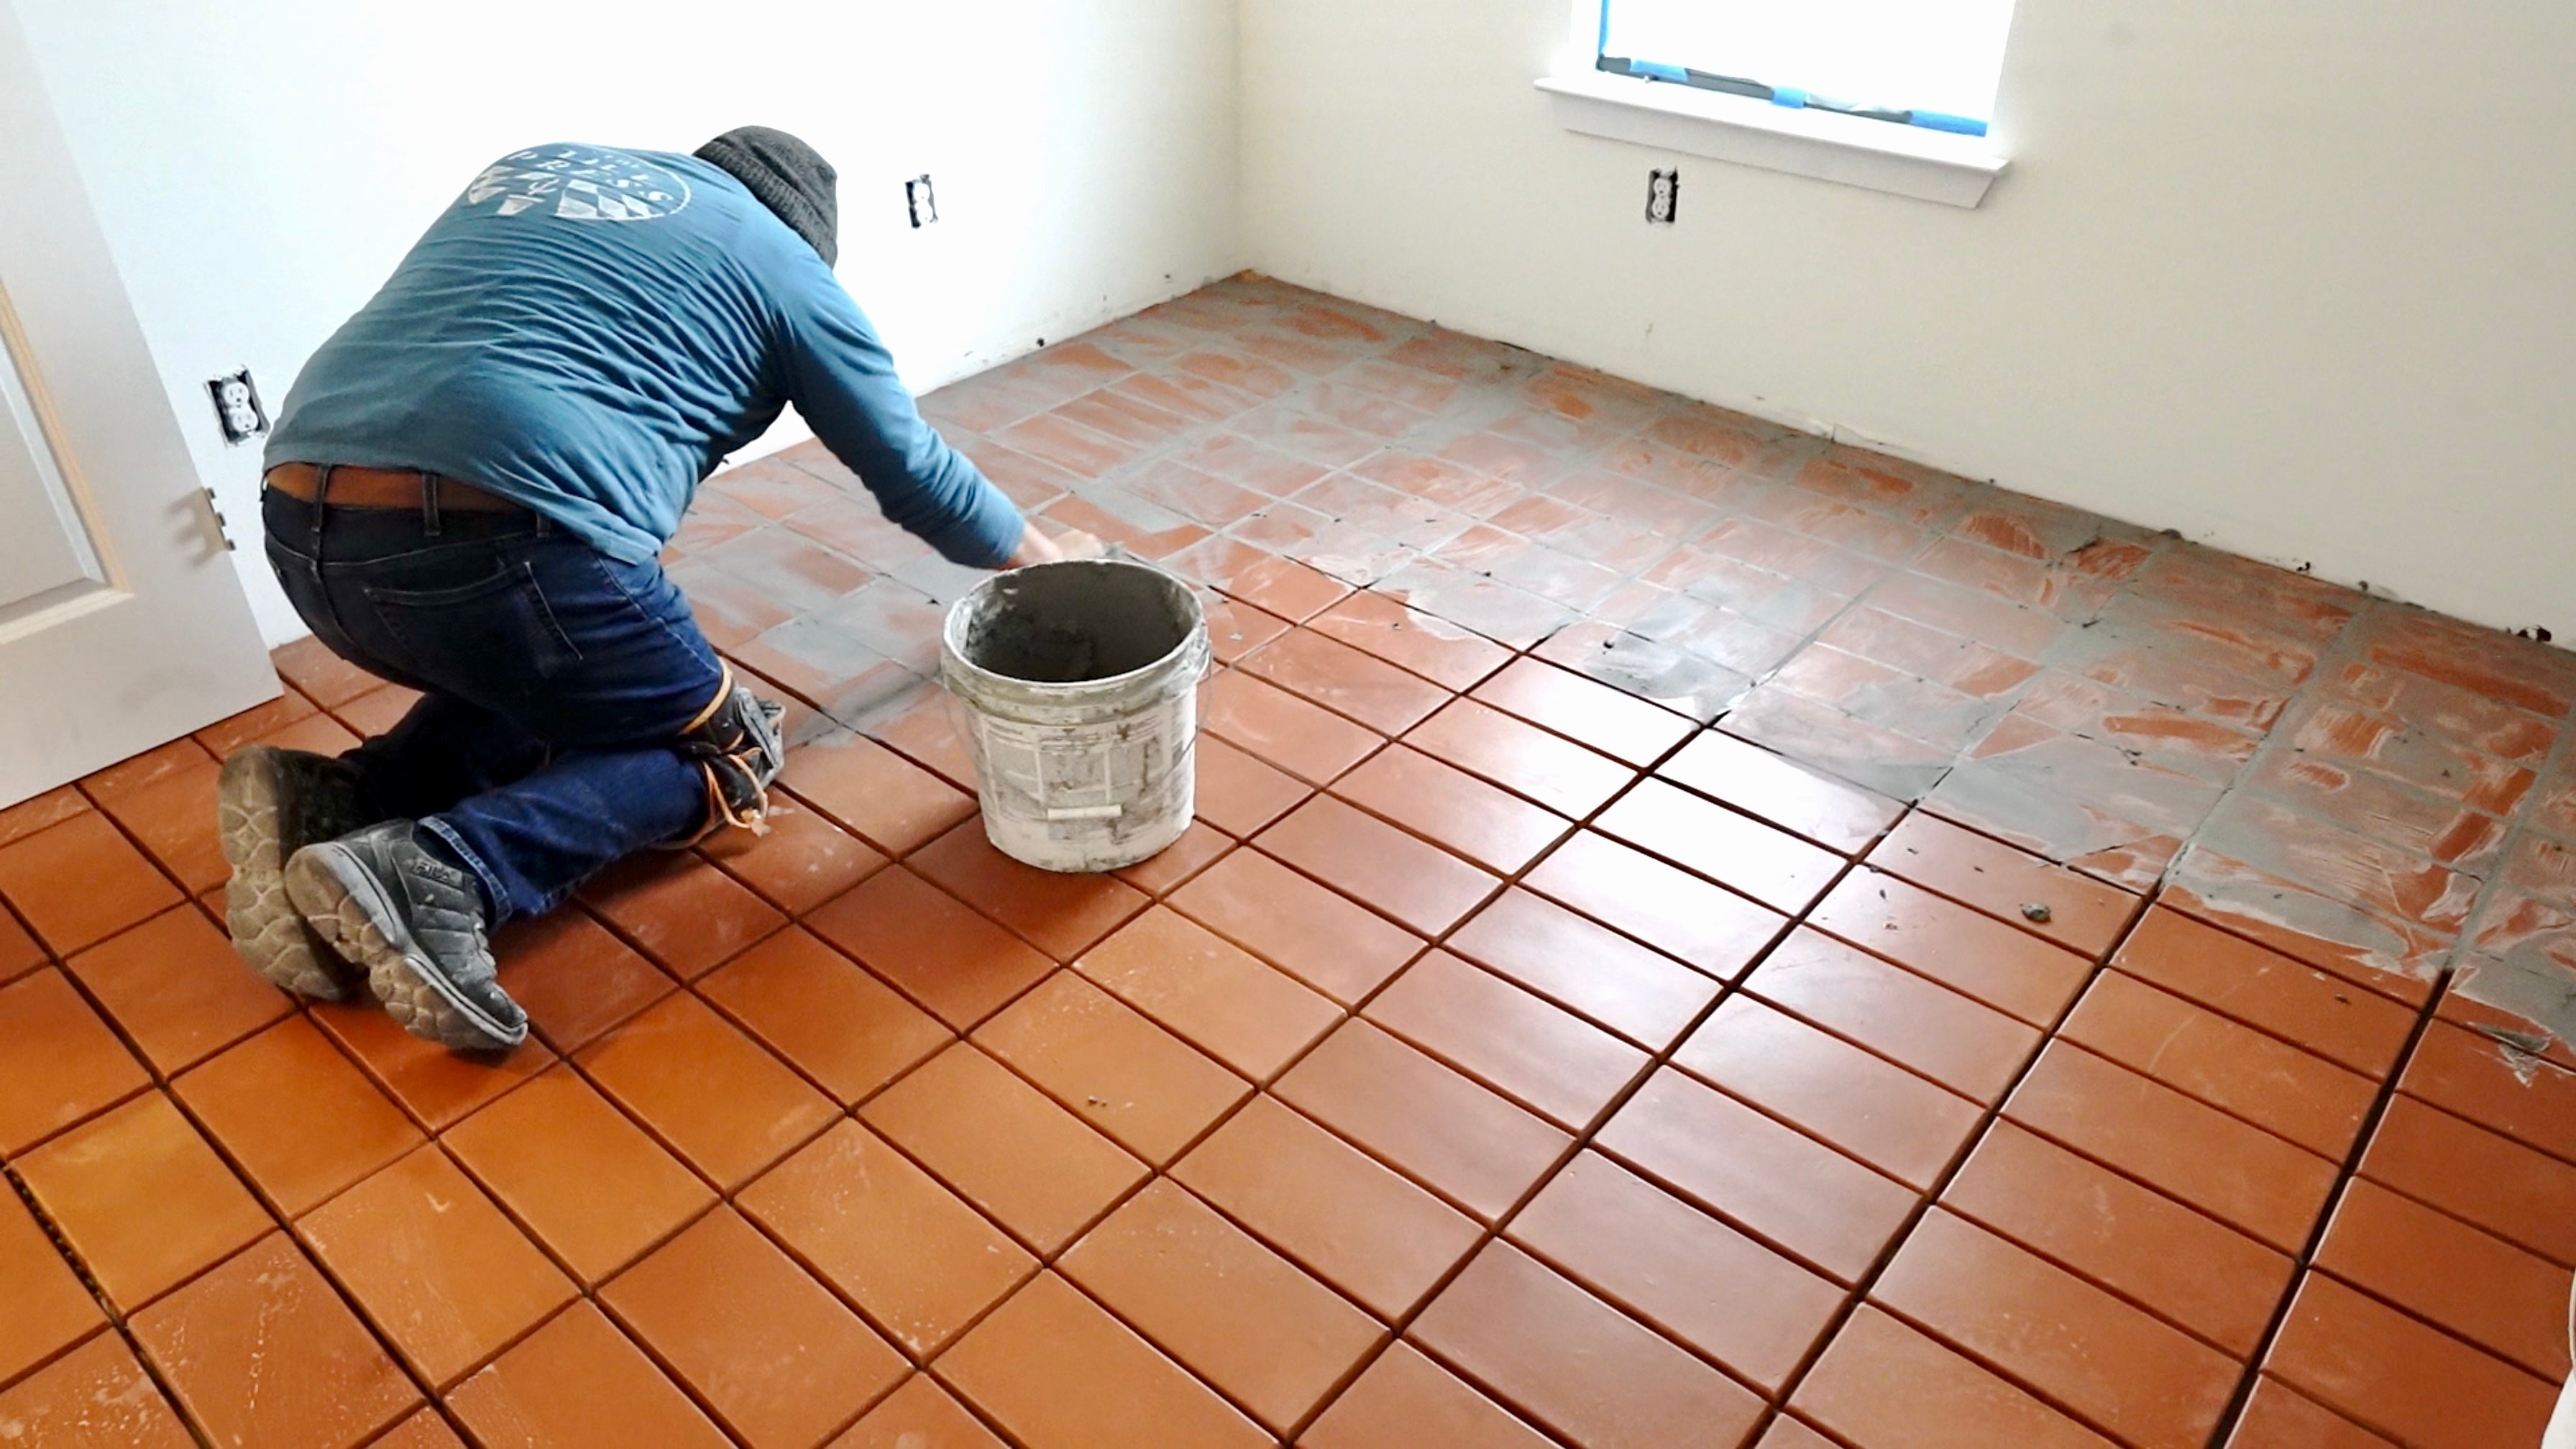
[1001,522,1104,569]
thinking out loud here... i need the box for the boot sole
[284,844,527,1053]
[217,746,361,1000]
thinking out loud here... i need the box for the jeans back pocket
[364,559,583,698]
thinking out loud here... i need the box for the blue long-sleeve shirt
[265,142,1022,567]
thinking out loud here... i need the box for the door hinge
[198,487,235,552]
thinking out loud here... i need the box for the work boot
[284,821,528,1052]
[217,745,375,999]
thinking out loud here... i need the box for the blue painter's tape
[1910,110,1989,136]
[1631,60,1690,82]
[1770,86,1808,109]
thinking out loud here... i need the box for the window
[1595,0,2015,136]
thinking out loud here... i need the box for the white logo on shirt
[461,146,692,221]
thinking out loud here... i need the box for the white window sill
[1534,70,2006,208]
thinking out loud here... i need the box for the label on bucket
[968,708,1191,838]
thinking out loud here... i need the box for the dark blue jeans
[262,486,716,924]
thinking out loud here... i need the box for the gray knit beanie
[695,126,838,267]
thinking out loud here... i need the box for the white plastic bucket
[938,558,1209,872]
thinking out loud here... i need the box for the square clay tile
[575,851,784,979]
[1192,735,1312,838]
[1200,593,1293,667]
[2004,1042,2339,1253]
[859,1043,1146,1254]
[1110,820,1232,896]
[1677,995,1984,1190]
[934,1272,1270,1448]
[1073,908,1339,1082]
[1874,1209,2239,1449]
[1594,1067,1916,1284]
[1809,869,2093,1028]
[1239,628,1450,736]
[447,1300,730,1448]
[600,1207,907,1449]
[971,972,1248,1164]
[1204,670,1384,785]
[698,927,950,1105]
[63,906,288,1076]
[2061,972,2378,1158]
[17,1092,270,1312]
[2265,1271,2557,1449]
[1522,832,1787,980]
[805,868,1054,1031]
[1444,890,1718,1051]
[1746,929,2041,1103]
[1299,1341,1554,1449]
[1411,1241,1765,1449]
[82,736,214,803]
[1508,1151,1843,1394]
[308,1001,549,1133]
[194,690,319,757]
[2360,1095,2576,1266]
[738,1120,1035,1361]
[1256,796,1501,937]
[0,812,183,955]
[172,1016,423,1218]
[574,992,836,1191]
[270,635,383,709]
[1943,1121,2291,1357]
[1595,777,1846,914]
[1211,553,1352,623]
[1168,849,1424,1005]
[1403,698,1634,818]
[910,821,1150,961]
[0,1333,196,1448]
[97,760,225,894]
[700,805,888,915]
[1273,1020,1569,1223]
[1060,1181,1385,1433]
[2229,1376,2403,1448]
[132,1231,420,1449]
[1869,812,2140,955]
[858,682,976,789]
[0,785,89,852]
[0,903,42,984]
[443,1064,715,1286]
[2110,908,2416,1079]
[490,909,673,1054]
[1791,1304,2117,1449]
[1172,1095,1481,1320]
[250,710,361,758]
[830,1373,1007,1448]
[333,685,423,739]
[1469,657,1692,768]
[778,728,976,855]
[1656,730,1903,854]
[1364,951,1647,1129]
[1329,745,1572,875]
[0,967,149,1154]
[1310,590,1513,692]
[2398,1020,2576,1163]
[0,1181,103,1389]
[2159,851,2444,1002]
[2313,1176,2572,1379]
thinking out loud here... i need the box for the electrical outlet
[1646,169,1679,224]
[206,367,269,444]
[905,174,938,228]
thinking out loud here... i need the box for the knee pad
[673,670,787,843]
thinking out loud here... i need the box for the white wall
[16,0,1241,644]
[1240,0,2576,640]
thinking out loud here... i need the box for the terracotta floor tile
[1747,928,2040,1103]
[1204,669,1385,785]
[2399,1019,2576,1163]
[1597,777,1847,914]
[0,966,149,1154]
[830,1374,1007,1448]
[1809,869,2093,1028]
[373,1408,469,1448]
[271,634,384,708]
[779,728,978,855]
[576,851,784,979]
[1298,1341,1554,1449]
[1073,907,1340,1082]
[1275,1020,1569,1223]
[490,909,674,1054]
[1310,590,1513,691]
[1444,889,1719,1050]
[78,738,208,806]
[2265,1271,2557,1449]
[1240,627,1452,737]
[1511,1151,1843,1394]
[935,1272,1270,1449]
[973,972,1247,1164]
[1869,812,2139,955]
[132,1231,419,1449]
[1330,744,1572,875]
[1752,1418,1843,1449]
[1403,697,1635,818]
[1411,1241,1765,1449]
[911,821,1150,961]
[600,1206,906,1449]
[297,1145,574,1387]
[1523,832,1787,979]
[99,759,226,894]
[0,903,41,984]
[2313,1176,2572,1379]
[2360,1094,2576,1266]
[0,812,184,955]
[1173,1095,1481,1320]
[63,906,289,1076]
[2061,971,2378,1157]
[2228,1376,2401,1448]
[310,1001,549,1132]
[448,1299,730,1449]
[1201,593,1295,667]
[740,1120,1035,1360]
[444,1064,714,1286]
[17,1092,269,1312]
[1193,734,1312,837]
[0,1333,195,1448]
[575,992,835,1190]
[0,1181,102,1389]
[1656,728,1902,854]
[1594,1066,1915,1284]
[1062,1180,1384,1432]
[701,804,888,915]
[1112,819,1232,896]
[2161,849,2446,1001]
[2110,907,2416,1078]
[1258,795,1501,937]
[2004,1042,2339,1252]
[1790,1304,2117,1449]
[173,1016,423,1217]
[194,688,321,758]
[807,867,1055,1031]
[1470,657,1693,768]
[334,684,425,738]
[860,1043,1146,1253]
[699,926,950,1105]
[1365,950,1648,1129]
[1168,848,1424,1005]
[1677,995,1983,1190]
[0,785,90,853]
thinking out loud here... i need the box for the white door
[0,1,277,805]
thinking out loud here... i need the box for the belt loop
[420,471,442,536]
[309,465,333,562]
